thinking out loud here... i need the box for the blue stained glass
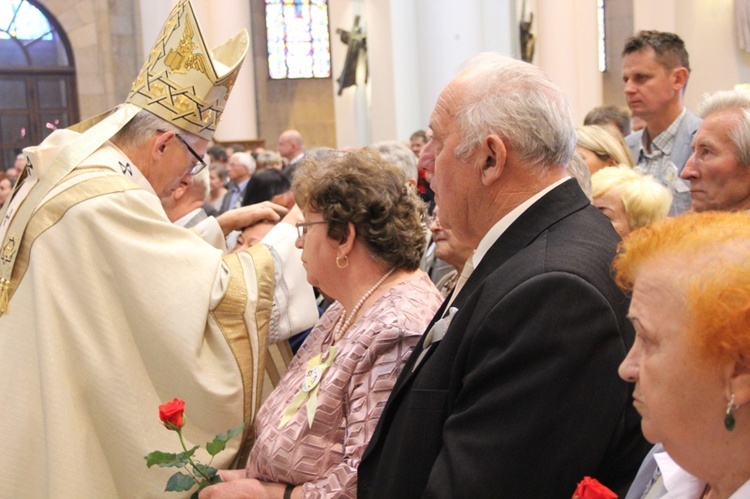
[0,0,53,41]
[265,0,331,80]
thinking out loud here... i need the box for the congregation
[3,1,750,498]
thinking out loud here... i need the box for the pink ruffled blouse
[246,272,442,498]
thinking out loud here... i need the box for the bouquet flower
[145,398,245,497]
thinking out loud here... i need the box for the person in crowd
[207,162,228,215]
[576,124,636,174]
[256,150,284,171]
[617,212,750,499]
[242,168,295,210]
[371,140,419,185]
[622,30,701,215]
[680,89,750,213]
[592,165,672,238]
[410,129,428,157]
[161,167,211,228]
[585,104,633,137]
[207,144,228,165]
[0,173,12,205]
[228,169,297,253]
[278,129,305,178]
[357,52,650,498]
[428,206,474,297]
[201,148,443,498]
[0,2,318,496]
[219,151,255,213]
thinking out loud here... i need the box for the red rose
[159,398,185,430]
[572,477,617,499]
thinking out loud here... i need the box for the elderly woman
[576,124,635,173]
[592,165,672,238]
[616,212,750,499]
[202,149,443,498]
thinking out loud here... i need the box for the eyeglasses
[295,220,327,240]
[157,129,207,175]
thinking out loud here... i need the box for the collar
[653,451,705,498]
[642,108,687,155]
[173,207,204,228]
[236,177,250,191]
[471,176,570,269]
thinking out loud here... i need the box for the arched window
[0,0,78,171]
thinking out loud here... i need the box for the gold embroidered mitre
[127,0,248,140]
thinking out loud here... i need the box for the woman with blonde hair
[616,212,750,498]
[592,165,671,238]
[576,125,635,173]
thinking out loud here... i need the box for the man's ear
[480,135,506,186]
[172,181,189,201]
[672,66,689,92]
[152,130,173,162]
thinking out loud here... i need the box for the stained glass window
[266,0,331,79]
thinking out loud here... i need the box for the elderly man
[162,167,211,228]
[679,90,750,212]
[277,129,305,178]
[219,151,255,213]
[358,53,649,498]
[622,31,701,216]
[0,1,317,497]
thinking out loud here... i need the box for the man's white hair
[371,141,418,182]
[697,90,750,167]
[453,53,576,172]
[230,152,256,176]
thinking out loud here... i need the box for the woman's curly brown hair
[293,148,427,271]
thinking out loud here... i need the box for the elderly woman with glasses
[616,212,750,499]
[202,149,443,499]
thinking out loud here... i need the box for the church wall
[37,0,141,119]
[34,1,750,145]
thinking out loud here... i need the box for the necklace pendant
[302,365,324,393]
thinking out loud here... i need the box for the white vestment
[0,128,317,498]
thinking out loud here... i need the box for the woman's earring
[725,393,737,432]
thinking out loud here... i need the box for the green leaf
[205,438,226,456]
[144,446,199,468]
[206,422,245,456]
[193,463,218,480]
[166,471,197,492]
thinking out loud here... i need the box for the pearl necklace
[331,267,396,344]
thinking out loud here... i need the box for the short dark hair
[622,30,690,73]
[207,145,228,162]
[241,168,291,206]
[584,105,632,137]
[410,130,427,142]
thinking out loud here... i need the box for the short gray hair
[189,167,210,201]
[112,109,203,149]
[697,90,750,167]
[370,141,418,182]
[453,53,576,172]
[230,152,256,175]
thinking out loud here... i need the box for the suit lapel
[386,181,590,401]
[363,179,591,462]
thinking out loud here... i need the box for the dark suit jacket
[358,180,650,498]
